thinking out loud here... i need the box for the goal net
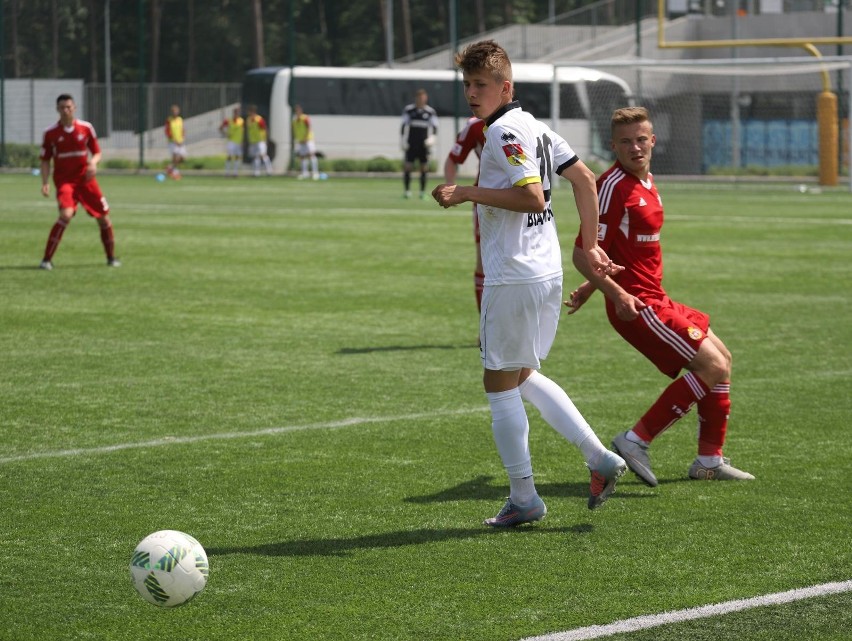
[562,57,852,188]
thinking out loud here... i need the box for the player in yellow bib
[219,107,244,177]
[292,104,319,180]
[165,104,187,179]
[246,104,273,177]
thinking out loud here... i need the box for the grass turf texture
[0,173,850,641]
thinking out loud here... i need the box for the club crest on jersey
[502,143,526,166]
[687,326,704,340]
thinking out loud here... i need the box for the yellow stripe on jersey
[514,176,542,187]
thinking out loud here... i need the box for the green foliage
[365,156,399,173]
[3,144,41,168]
[0,175,850,640]
[4,1,606,82]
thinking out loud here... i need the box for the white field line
[520,580,852,641]
[0,407,489,465]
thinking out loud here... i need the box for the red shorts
[56,179,110,218]
[607,296,710,379]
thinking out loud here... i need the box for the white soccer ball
[129,530,209,607]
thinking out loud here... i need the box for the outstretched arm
[559,160,623,278]
[569,245,645,321]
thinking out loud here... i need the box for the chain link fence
[85,83,242,161]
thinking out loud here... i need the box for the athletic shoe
[483,495,546,527]
[612,431,658,487]
[404,190,412,199]
[588,450,627,510]
[107,258,122,268]
[39,260,53,271]
[688,457,755,481]
[312,173,320,180]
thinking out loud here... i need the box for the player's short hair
[455,40,513,84]
[611,107,652,134]
[56,94,74,104]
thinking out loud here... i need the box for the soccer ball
[129,530,209,607]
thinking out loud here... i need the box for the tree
[400,0,413,59]
[9,0,21,77]
[87,0,98,82]
[186,0,196,82]
[150,0,162,83]
[251,0,264,68]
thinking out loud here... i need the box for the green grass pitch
[0,172,850,640]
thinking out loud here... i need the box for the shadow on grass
[207,523,595,558]
[404,474,659,503]
[0,263,105,271]
[337,344,476,354]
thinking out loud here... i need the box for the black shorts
[405,144,429,166]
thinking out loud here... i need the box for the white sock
[487,388,536,504]
[697,454,723,468]
[519,370,607,467]
[509,476,537,506]
[311,157,319,174]
[626,430,650,446]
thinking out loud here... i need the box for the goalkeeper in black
[400,88,439,199]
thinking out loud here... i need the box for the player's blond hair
[454,40,513,84]
[611,107,652,134]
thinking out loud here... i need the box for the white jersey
[477,101,579,286]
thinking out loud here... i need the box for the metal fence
[85,83,242,160]
[567,57,852,189]
[2,79,86,146]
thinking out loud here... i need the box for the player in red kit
[567,107,753,484]
[443,117,486,314]
[39,94,119,270]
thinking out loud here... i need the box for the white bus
[242,64,633,174]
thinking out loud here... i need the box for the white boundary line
[520,580,852,641]
[0,407,489,465]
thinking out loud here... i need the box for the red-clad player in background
[443,117,486,314]
[39,94,120,270]
[567,106,753,484]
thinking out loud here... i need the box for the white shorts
[480,276,563,371]
[297,140,316,156]
[168,143,187,159]
[250,142,268,157]
[226,141,242,157]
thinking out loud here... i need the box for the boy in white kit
[432,40,626,526]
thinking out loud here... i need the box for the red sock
[697,382,730,456]
[100,222,115,260]
[44,219,68,261]
[633,372,710,442]
[474,271,484,311]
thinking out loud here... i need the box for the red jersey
[448,118,486,183]
[40,119,100,185]
[577,161,666,302]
